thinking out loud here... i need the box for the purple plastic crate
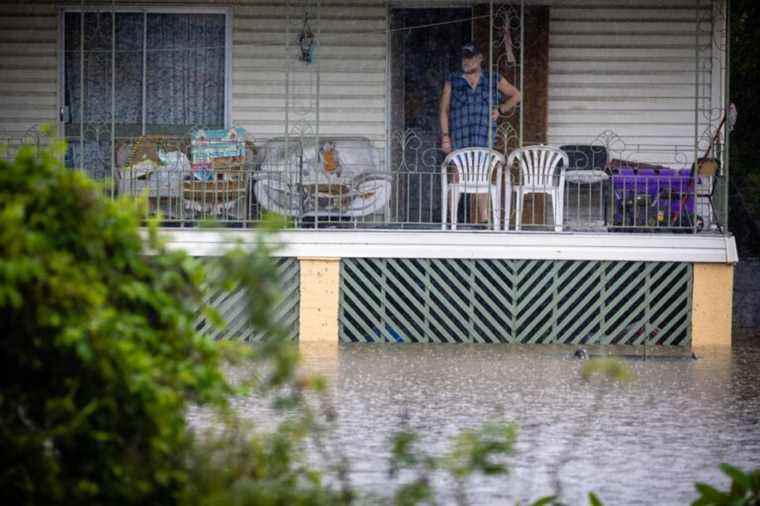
[611,166,696,228]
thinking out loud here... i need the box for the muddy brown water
[195,338,760,505]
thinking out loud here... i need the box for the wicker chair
[182,134,254,222]
[116,135,189,219]
[116,134,254,222]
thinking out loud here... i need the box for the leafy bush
[0,140,235,504]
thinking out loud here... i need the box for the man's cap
[462,43,482,58]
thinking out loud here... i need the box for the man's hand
[442,135,452,154]
[497,77,522,114]
[492,108,500,122]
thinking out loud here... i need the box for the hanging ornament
[298,11,316,64]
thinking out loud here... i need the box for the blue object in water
[371,325,404,343]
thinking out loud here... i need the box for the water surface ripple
[210,340,760,505]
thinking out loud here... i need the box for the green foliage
[527,497,557,506]
[523,491,602,506]
[0,140,235,504]
[179,422,346,506]
[443,422,517,479]
[693,464,760,506]
[580,358,633,383]
[388,421,517,505]
[0,139,351,505]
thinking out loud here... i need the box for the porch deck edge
[151,229,739,264]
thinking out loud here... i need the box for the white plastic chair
[440,148,507,230]
[508,145,569,232]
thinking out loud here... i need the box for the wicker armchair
[116,133,255,222]
[183,130,254,221]
[116,135,189,219]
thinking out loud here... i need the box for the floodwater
[205,338,760,505]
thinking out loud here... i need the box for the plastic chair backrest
[442,148,506,187]
[508,145,569,188]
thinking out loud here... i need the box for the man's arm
[439,80,452,154]
[497,76,521,114]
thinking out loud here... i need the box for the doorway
[390,8,472,225]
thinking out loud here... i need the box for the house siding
[0,0,726,170]
[0,2,59,143]
[0,0,387,153]
[546,0,724,167]
[231,1,387,150]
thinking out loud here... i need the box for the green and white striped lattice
[340,259,692,345]
[196,257,300,341]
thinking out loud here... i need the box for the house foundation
[161,229,738,351]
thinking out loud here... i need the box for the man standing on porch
[440,43,521,223]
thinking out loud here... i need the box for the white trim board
[153,229,739,264]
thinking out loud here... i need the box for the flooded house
[0,0,736,348]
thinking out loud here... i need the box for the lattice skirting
[195,257,300,341]
[340,259,692,345]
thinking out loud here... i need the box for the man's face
[462,54,482,74]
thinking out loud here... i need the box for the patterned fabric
[448,71,501,150]
[191,128,246,162]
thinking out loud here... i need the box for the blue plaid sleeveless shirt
[448,71,501,149]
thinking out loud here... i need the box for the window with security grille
[62,9,228,179]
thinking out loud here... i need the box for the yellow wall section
[299,257,340,343]
[692,263,734,348]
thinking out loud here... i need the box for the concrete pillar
[298,257,340,343]
[691,263,734,348]
[298,257,340,378]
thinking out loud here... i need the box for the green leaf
[720,463,752,492]
[588,492,604,506]
[695,482,731,503]
[529,495,557,506]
